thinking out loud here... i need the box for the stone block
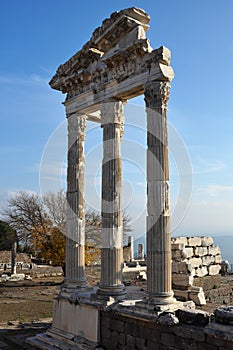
[110,319,124,333]
[208,245,221,256]
[136,337,147,350]
[202,255,214,266]
[190,286,206,305]
[215,255,222,264]
[174,325,193,339]
[147,340,160,350]
[191,328,206,342]
[208,264,221,276]
[195,266,208,277]
[172,274,193,287]
[174,289,190,301]
[126,334,136,348]
[161,332,174,347]
[52,299,100,343]
[172,250,183,262]
[158,312,179,326]
[214,306,233,325]
[205,322,233,347]
[201,236,214,246]
[183,247,194,258]
[188,237,202,246]
[194,246,208,257]
[171,237,188,245]
[171,243,185,250]
[172,261,190,274]
[188,257,202,268]
[176,309,210,325]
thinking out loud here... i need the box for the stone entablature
[49,8,173,116]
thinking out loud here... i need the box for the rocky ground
[0,271,232,349]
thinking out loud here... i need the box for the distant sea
[133,234,233,268]
[211,235,233,266]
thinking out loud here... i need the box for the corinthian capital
[144,81,171,111]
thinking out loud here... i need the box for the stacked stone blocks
[171,236,222,304]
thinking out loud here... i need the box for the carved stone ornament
[144,81,171,110]
[49,7,174,111]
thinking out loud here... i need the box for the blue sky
[1,1,233,240]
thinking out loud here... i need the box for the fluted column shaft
[65,113,87,289]
[145,81,174,304]
[97,101,126,299]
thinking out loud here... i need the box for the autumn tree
[1,191,50,251]
[1,192,55,265]
[2,191,132,268]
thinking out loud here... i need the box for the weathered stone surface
[202,255,215,266]
[173,289,190,301]
[190,286,206,305]
[188,257,202,268]
[194,246,208,257]
[193,274,221,291]
[172,249,183,262]
[205,321,233,343]
[201,236,214,246]
[183,247,194,258]
[171,237,188,245]
[195,266,208,277]
[188,237,202,246]
[172,261,191,274]
[172,274,193,287]
[215,255,222,264]
[176,308,210,325]
[208,264,221,276]
[157,312,179,326]
[214,306,233,325]
[171,243,185,251]
[208,245,221,256]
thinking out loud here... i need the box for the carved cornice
[50,7,174,108]
[50,8,150,90]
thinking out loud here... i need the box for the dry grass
[0,277,63,323]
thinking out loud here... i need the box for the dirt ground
[0,271,232,349]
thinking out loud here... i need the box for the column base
[95,284,126,301]
[61,278,88,296]
[148,291,176,305]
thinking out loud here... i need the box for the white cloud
[199,184,233,197]
[173,196,233,236]
[193,157,225,175]
[0,73,49,87]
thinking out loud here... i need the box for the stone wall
[100,307,233,350]
[171,236,222,305]
[0,251,32,270]
[29,266,63,278]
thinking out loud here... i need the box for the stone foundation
[27,287,233,350]
[100,306,233,350]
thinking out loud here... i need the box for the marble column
[65,112,87,291]
[145,81,175,304]
[97,101,126,299]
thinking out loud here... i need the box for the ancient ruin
[28,7,233,350]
